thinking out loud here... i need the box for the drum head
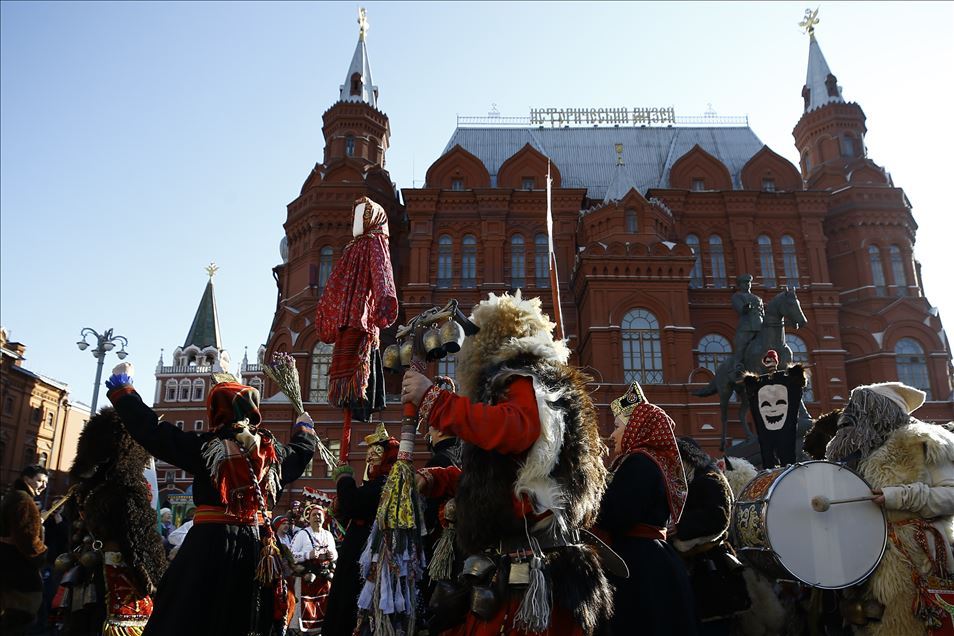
[765,461,886,589]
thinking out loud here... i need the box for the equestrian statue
[694,275,808,451]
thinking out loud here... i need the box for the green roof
[183,279,222,349]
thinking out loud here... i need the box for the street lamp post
[76,328,129,413]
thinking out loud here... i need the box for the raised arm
[106,364,205,474]
[408,372,541,455]
[280,412,319,486]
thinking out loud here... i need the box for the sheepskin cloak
[856,421,954,636]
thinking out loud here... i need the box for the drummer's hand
[401,369,432,407]
[871,488,885,506]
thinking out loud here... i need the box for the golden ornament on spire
[205,262,219,279]
[799,7,820,37]
[358,7,369,41]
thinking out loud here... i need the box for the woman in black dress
[595,380,697,636]
[105,363,316,636]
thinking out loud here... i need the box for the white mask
[757,384,789,431]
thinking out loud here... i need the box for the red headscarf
[611,402,688,523]
[207,382,262,431]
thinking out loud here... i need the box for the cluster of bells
[53,519,102,574]
[382,319,465,372]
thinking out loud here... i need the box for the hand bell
[382,344,401,373]
[440,320,465,353]
[399,340,413,368]
[424,326,446,360]
[53,552,76,574]
[78,549,101,569]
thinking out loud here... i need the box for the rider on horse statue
[731,274,764,379]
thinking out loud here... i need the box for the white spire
[339,7,379,108]
[803,33,845,113]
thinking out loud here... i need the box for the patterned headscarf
[207,382,262,431]
[611,402,688,523]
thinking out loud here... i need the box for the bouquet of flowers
[260,351,338,470]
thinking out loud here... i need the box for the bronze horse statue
[694,288,808,450]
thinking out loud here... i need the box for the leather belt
[625,523,667,541]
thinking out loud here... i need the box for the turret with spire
[791,8,886,190]
[320,7,390,168]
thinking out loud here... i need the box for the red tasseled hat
[207,382,262,431]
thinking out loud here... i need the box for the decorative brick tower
[792,22,952,414]
[259,8,404,485]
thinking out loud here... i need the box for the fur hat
[455,291,569,400]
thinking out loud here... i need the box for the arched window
[889,245,908,296]
[345,136,355,157]
[801,150,811,174]
[708,235,727,288]
[686,234,703,288]
[310,343,334,403]
[165,380,178,402]
[191,380,205,402]
[758,235,776,288]
[461,234,477,288]
[250,377,264,394]
[510,234,525,289]
[625,209,638,233]
[437,354,456,383]
[38,452,48,468]
[350,72,362,96]
[534,233,549,288]
[868,245,886,296]
[621,309,663,384]
[696,334,732,374]
[785,334,814,402]
[895,338,932,400]
[781,235,799,288]
[318,246,333,295]
[437,235,453,288]
[177,380,192,402]
[840,135,857,157]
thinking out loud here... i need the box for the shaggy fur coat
[69,407,167,597]
[450,292,612,634]
[855,421,954,636]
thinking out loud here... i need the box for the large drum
[730,461,886,589]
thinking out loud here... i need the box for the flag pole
[546,161,565,341]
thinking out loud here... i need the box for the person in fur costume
[802,409,843,461]
[104,363,317,636]
[403,291,612,636]
[825,382,954,635]
[62,406,168,636]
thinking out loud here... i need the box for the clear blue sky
[2,1,952,406]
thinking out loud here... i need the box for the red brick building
[159,20,953,499]
[1,327,90,494]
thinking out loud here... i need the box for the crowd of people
[1,290,952,636]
